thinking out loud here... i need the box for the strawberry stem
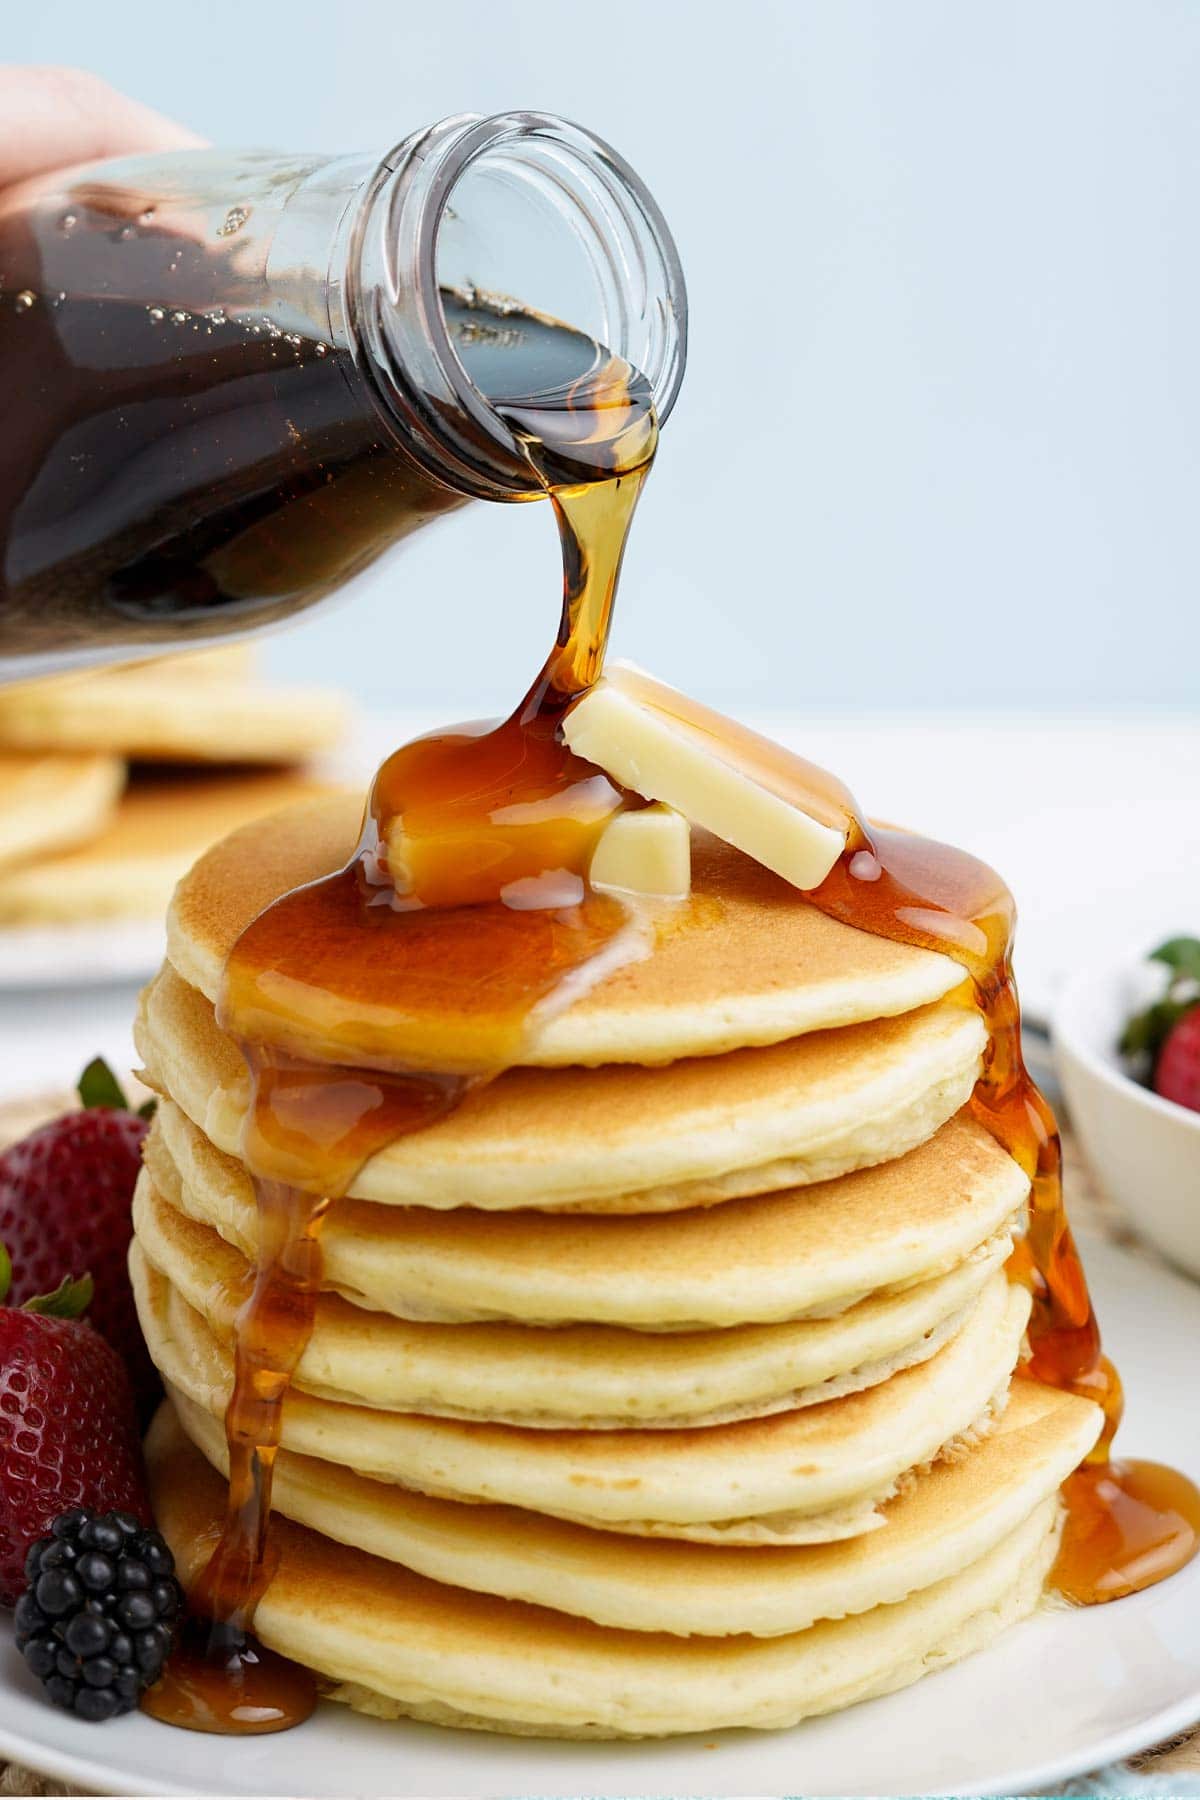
[77,1058,129,1112]
[0,1242,10,1306]
[23,1272,94,1320]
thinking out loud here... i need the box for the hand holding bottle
[0,66,198,191]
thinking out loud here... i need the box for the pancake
[165,798,968,1067]
[134,1170,1011,1428]
[131,1250,1030,1543]
[120,645,257,681]
[0,751,124,872]
[0,772,338,925]
[0,656,344,763]
[136,965,987,1213]
[147,1405,1062,1738]
[77,644,258,684]
[166,1379,1102,1636]
[149,1099,1029,1326]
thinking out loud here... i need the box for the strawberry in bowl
[1055,938,1200,1281]
[1120,937,1200,1116]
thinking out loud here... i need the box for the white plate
[2,1231,1199,1797]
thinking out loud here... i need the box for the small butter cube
[589,804,691,900]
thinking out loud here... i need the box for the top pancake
[167,796,966,1067]
[0,649,344,765]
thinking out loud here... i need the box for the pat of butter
[589,804,691,900]
[563,663,853,892]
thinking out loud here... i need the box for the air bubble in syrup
[14,290,36,312]
[59,212,78,234]
[148,306,166,323]
[218,205,250,237]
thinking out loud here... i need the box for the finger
[0,66,203,189]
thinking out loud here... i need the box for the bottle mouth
[360,111,688,498]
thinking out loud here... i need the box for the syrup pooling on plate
[144,302,659,1733]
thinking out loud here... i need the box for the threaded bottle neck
[344,111,688,500]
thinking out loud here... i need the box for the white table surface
[2,711,1197,1096]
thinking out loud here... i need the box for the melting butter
[564,663,851,892]
[588,803,691,900]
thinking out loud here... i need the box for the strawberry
[0,1256,149,1607]
[0,1060,158,1420]
[1154,1005,1200,1115]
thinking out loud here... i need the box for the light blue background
[6,1,1198,716]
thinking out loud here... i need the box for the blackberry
[14,1507,182,1721]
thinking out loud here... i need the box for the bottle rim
[353,111,688,499]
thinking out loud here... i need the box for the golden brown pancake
[132,1249,1030,1544]
[165,1378,1102,1637]
[0,655,344,763]
[147,1098,1028,1326]
[165,798,968,1067]
[134,1168,1011,1427]
[147,1404,1063,1738]
[136,963,986,1212]
[0,771,341,924]
[0,751,124,872]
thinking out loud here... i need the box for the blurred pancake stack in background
[0,646,345,928]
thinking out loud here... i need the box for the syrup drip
[809,826,1200,1603]
[141,1061,467,1732]
[145,313,658,1731]
[600,673,1200,1600]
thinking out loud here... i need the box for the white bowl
[1053,959,1200,1279]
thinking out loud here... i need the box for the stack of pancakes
[132,796,1103,1738]
[0,647,343,926]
